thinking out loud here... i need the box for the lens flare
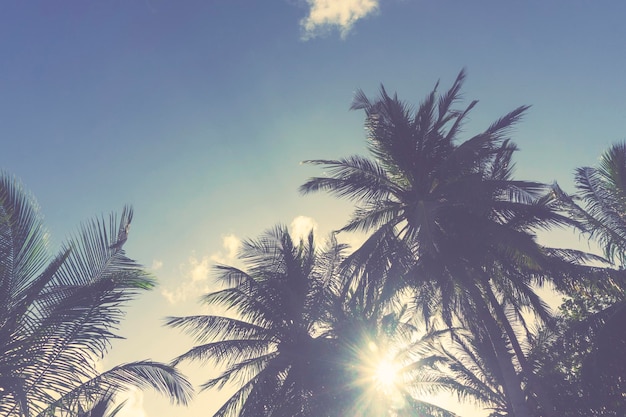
[374,358,399,391]
[366,342,402,395]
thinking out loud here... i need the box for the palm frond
[571,142,626,263]
[340,201,404,233]
[164,315,266,345]
[172,338,273,368]
[38,360,193,417]
[0,172,50,298]
[300,156,399,202]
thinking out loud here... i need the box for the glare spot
[374,358,399,391]
[365,342,401,394]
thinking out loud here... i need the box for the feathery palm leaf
[300,71,585,417]
[168,225,349,417]
[0,172,192,417]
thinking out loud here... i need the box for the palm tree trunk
[484,283,555,417]
[467,282,532,417]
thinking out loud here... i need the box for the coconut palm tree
[0,172,193,417]
[562,142,626,263]
[167,225,474,417]
[167,225,346,417]
[552,142,626,414]
[300,70,578,416]
[438,330,510,417]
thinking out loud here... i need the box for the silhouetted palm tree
[300,70,576,417]
[557,142,626,263]
[167,226,347,417]
[324,299,466,417]
[167,225,469,417]
[553,142,626,414]
[36,361,192,417]
[0,173,192,417]
[438,330,510,417]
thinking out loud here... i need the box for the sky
[2,1,626,416]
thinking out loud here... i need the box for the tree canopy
[3,73,625,417]
[0,173,192,417]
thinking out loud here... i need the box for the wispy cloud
[300,0,379,40]
[160,235,241,305]
[150,259,163,271]
[210,234,241,265]
[160,253,212,304]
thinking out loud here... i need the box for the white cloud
[150,259,163,271]
[160,279,203,305]
[116,388,146,417]
[300,0,379,39]
[290,215,318,242]
[189,255,211,282]
[161,253,211,304]
[161,235,241,305]
[210,234,241,265]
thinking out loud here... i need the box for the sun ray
[374,358,399,391]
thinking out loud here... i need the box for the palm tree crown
[552,142,626,414]
[0,172,192,417]
[557,142,626,264]
[300,70,579,417]
[167,225,346,417]
[168,225,474,417]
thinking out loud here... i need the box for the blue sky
[3,1,626,416]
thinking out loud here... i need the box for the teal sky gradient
[2,1,626,416]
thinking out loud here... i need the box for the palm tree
[0,172,193,417]
[438,330,511,417]
[552,142,626,414]
[324,298,468,417]
[300,70,577,416]
[554,141,626,264]
[167,225,472,417]
[167,225,346,417]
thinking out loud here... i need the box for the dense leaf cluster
[170,72,626,416]
[0,175,192,417]
[3,72,625,417]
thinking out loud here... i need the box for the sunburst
[374,357,400,391]
[365,341,403,395]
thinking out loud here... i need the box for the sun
[374,358,400,391]
[347,340,409,414]
[366,341,402,393]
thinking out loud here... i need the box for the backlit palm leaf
[0,173,192,417]
[300,72,582,417]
